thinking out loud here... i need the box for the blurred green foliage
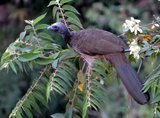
[0,0,160,118]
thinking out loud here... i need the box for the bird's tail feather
[106,53,150,105]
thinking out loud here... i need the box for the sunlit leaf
[18,53,41,62]
[33,13,47,25]
[35,24,50,30]
[60,0,72,4]
[38,32,54,41]
[1,52,10,62]
[62,5,80,14]
[48,1,57,7]
[36,57,54,65]
[9,62,17,74]
[19,31,26,40]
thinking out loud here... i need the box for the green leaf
[36,57,54,65]
[64,107,72,118]
[24,20,32,24]
[27,98,41,114]
[58,69,73,82]
[91,87,105,98]
[56,73,72,87]
[35,24,50,30]
[61,65,76,78]
[21,46,35,53]
[41,77,49,84]
[91,80,106,91]
[35,83,46,94]
[48,1,57,7]
[18,53,41,62]
[0,63,8,70]
[67,17,83,29]
[65,12,80,22]
[151,94,160,104]
[23,106,33,118]
[33,13,47,25]
[23,101,31,110]
[33,91,49,108]
[52,59,59,69]
[19,31,26,40]
[91,98,101,110]
[151,83,156,98]
[91,66,107,77]
[25,25,32,30]
[14,59,23,71]
[62,5,80,14]
[60,0,72,4]
[53,82,66,94]
[69,25,79,31]
[82,97,88,118]
[25,32,33,41]
[38,32,54,41]
[1,52,10,62]
[46,82,51,101]
[9,62,17,74]
[149,109,154,118]
[52,6,58,18]
[16,110,22,118]
[51,113,64,118]
[54,78,69,92]
[151,52,157,65]
[63,61,78,72]
[49,52,60,59]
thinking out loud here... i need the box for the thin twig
[137,60,143,74]
[139,38,160,55]
[57,1,67,27]
[146,64,160,79]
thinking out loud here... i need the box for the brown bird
[48,22,150,105]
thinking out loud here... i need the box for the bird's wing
[70,28,126,55]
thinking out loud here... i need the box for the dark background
[0,0,160,118]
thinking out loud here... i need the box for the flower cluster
[123,17,143,35]
[129,40,141,59]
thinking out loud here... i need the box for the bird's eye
[54,26,58,29]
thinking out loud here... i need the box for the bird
[48,22,150,105]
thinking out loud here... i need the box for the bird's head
[47,22,69,35]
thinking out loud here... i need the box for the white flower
[129,40,140,59]
[130,24,143,35]
[131,17,141,23]
[123,17,142,35]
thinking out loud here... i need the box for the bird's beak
[47,26,53,30]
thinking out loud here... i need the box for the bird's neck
[62,30,71,43]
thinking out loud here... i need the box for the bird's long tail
[106,53,150,105]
